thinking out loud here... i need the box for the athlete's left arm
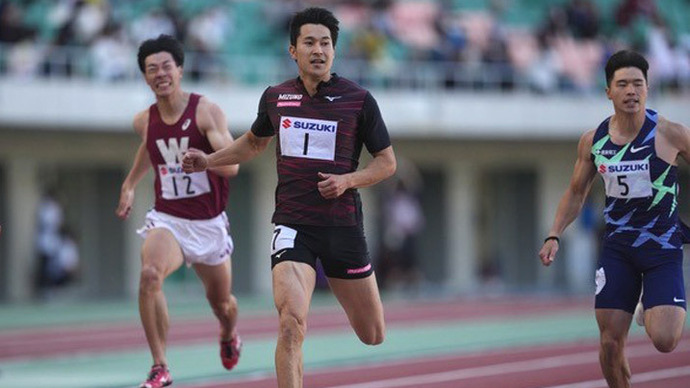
[317,146,396,199]
[318,92,396,199]
[196,98,239,178]
[659,118,690,165]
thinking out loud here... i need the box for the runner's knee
[356,321,385,345]
[207,293,236,319]
[650,332,679,353]
[208,296,230,317]
[278,309,307,347]
[599,334,625,358]
[139,265,164,294]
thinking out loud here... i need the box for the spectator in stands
[185,5,233,81]
[527,30,562,94]
[432,0,467,63]
[34,188,64,296]
[262,0,305,37]
[90,21,132,81]
[565,0,600,40]
[482,27,513,90]
[129,8,178,45]
[41,0,84,77]
[1,0,689,94]
[615,0,661,27]
[161,0,187,43]
[379,176,425,292]
[0,2,36,44]
[0,1,40,78]
[49,225,80,287]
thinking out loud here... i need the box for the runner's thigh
[328,274,384,339]
[142,228,184,277]
[273,261,316,318]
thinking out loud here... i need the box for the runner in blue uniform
[539,50,687,388]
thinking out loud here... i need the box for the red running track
[178,335,690,388]
[0,297,589,360]
[2,296,688,387]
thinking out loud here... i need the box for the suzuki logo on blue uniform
[607,164,649,173]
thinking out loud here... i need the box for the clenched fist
[317,172,350,199]
[182,148,209,173]
[538,239,559,266]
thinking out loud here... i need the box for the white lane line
[322,344,689,388]
[542,365,690,388]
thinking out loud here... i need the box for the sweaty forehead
[298,24,332,41]
[145,52,175,67]
[612,67,645,82]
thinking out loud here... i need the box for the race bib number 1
[599,160,653,198]
[279,116,338,161]
[158,164,211,200]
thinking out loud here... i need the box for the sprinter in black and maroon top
[183,8,396,388]
[116,34,242,388]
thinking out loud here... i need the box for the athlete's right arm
[539,130,598,266]
[182,131,272,172]
[184,90,274,172]
[116,111,152,220]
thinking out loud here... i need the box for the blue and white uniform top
[591,109,685,249]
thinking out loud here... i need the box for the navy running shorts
[595,240,687,313]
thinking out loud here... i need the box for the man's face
[289,24,335,80]
[143,52,182,97]
[606,67,648,114]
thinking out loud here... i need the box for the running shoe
[220,333,242,370]
[634,301,645,327]
[139,364,172,388]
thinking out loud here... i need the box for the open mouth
[155,80,172,89]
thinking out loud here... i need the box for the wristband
[544,236,560,244]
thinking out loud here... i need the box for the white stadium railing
[3,44,688,95]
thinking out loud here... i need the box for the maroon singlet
[147,93,228,220]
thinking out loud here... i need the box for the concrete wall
[1,78,688,301]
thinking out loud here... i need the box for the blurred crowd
[1,0,689,93]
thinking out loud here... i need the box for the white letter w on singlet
[156,137,189,164]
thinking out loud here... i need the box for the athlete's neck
[156,91,189,121]
[300,73,331,96]
[610,109,646,138]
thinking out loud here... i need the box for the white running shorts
[137,209,234,267]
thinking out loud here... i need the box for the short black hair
[289,7,340,47]
[604,50,648,87]
[137,34,184,73]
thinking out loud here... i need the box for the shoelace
[222,341,235,357]
[147,366,166,381]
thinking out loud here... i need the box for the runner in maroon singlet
[183,8,396,388]
[116,35,242,388]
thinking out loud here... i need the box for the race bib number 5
[279,116,338,161]
[599,160,652,198]
[158,164,211,200]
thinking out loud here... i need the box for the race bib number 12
[158,164,211,200]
